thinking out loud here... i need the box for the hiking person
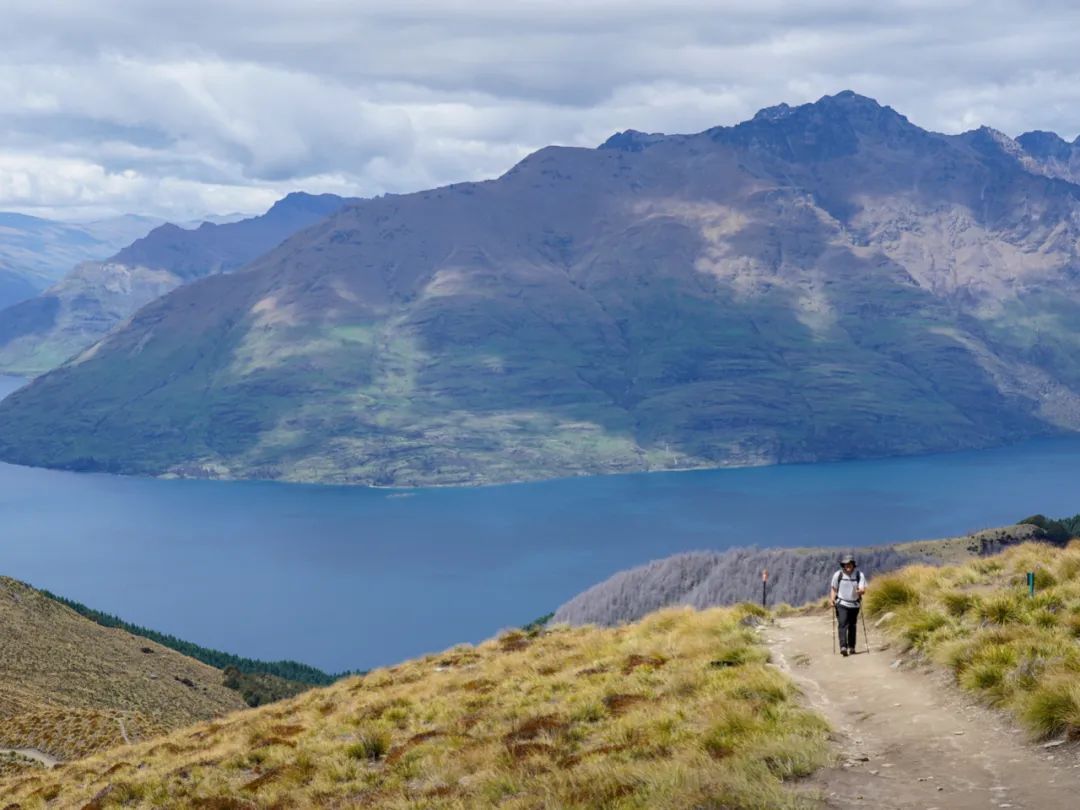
[830,554,866,656]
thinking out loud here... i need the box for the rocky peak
[598,129,670,152]
[960,126,1028,163]
[1017,130,1076,161]
[751,102,794,122]
[264,192,350,218]
[706,90,920,162]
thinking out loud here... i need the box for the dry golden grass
[0,577,246,763]
[866,541,1080,739]
[0,604,831,809]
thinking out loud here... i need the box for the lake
[2,372,1079,672]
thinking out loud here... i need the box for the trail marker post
[1027,571,1035,597]
[761,568,768,608]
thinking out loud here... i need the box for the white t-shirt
[831,569,866,608]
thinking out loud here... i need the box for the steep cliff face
[1,93,1079,486]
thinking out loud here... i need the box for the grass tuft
[0,606,831,808]
[345,730,391,761]
[876,542,1080,739]
[864,577,920,614]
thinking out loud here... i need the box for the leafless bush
[553,546,922,626]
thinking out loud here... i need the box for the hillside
[0,576,246,768]
[3,93,1080,484]
[4,539,1080,808]
[0,605,830,808]
[0,193,352,376]
[865,540,1080,739]
[764,542,1080,809]
[553,523,1047,626]
[0,212,160,310]
[1017,130,1080,184]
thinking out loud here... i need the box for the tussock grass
[0,607,830,809]
[863,578,920,613]
[0,577,245,763]
[866,541,1080,739]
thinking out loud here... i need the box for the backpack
[832,568,863,606]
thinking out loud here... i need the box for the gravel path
[767,613,1080,809]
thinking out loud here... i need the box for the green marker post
[1027,571,1035,597]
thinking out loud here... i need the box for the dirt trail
[766,614,1080,809]
[0,748,59,768]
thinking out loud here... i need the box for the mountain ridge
[3,92,1080,485]
[0,212,162,311]
[0,192,356,375]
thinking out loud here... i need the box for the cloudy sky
[3,0,1079,221]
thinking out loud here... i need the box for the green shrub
[1033,610,1060,629]
[864,577,919,614]
[1021,678,1080,738]
[1065,613,1080,638]
[900,610,948,649]
[942,592,975,617]
[979,595,1022,625]
[961,661,1005,693]
[346,731,391,761]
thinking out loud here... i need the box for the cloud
[1,1,1079,220]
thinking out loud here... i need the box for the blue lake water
[2,372,1079,672]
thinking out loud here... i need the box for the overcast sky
[3,0,1079,221]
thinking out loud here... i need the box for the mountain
[0,212,161,310]
[0,576,245,771]
[0,605,831,807]
[3,92,1080,485]
[0,267,39,313]
[1016,129,1080,184]
[178,212,249,229]
[0,193,353,375]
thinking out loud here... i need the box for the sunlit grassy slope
[0,577,246,766]
[0,605,831,809]
[866,541,1080,739]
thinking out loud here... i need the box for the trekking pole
[860,608,871,655]
[831,601,836,655]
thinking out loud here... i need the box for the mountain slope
[552,524,1046,627]
[0,606,831,809]
[1017,129,1080,184]
[0,193,352,375]
[3,92,1080,484]
[0,576,246,765]
[0,212,160,310]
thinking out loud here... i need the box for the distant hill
[0,576,245,769]
[41,588,341,687]
[0,212,161,310]
[553,523,1047,626]
[554,546,921,626]
[6,93,1080,484]
[0,193,353,375]
[0,605,832,808]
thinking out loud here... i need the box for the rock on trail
[766,614,1080,809]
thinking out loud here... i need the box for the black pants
[836,604,859,650]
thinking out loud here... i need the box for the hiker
[830,554,866,656]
